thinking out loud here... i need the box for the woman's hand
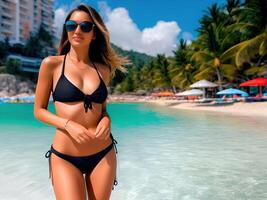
[95,116,111,140]
[65,120,95,144]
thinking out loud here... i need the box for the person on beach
[34,4,127,200]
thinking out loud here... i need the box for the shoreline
[151,100,267,118]
[1,94,267,118]
[107,95,267,118]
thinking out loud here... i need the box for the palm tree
[151,54,171,89]
[192,4,237,90]
[221,30,267,75]
[226,0,241,16]
[170,39,195,89]
[243,0,267,35]
[139,60,155,90]
[198,3,225,32]
[221,0,267,77]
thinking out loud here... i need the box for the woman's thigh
[85,147,117,200]
[50,154,87,200]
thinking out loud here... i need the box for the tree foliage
[116,0,267,93]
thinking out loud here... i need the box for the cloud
[98,1,111,22]
[54,7,67,39]
[98,1,181,56]
[54,1,182,56]
[141,21,180,55]
[182,32,193,45]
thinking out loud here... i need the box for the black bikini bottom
[45,134,118,188]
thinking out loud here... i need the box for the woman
[34,4,127,200]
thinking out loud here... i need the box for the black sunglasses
[65,20,95,33]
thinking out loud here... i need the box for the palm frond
[244,66,263,76]
[225,22,256,32]
[221,32,265,68]
[190,51,213,63]
[259,33,267,56]
[194,67,215,80]
[220,64,237,81]
[236,33,265,67]
[258,65,267,76]
[221,42,245,62]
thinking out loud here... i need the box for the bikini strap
[110,133,118,190]
[45,146,54,186]
[110,133,118,154]
[91,62,103,80]
[61,54,67,75]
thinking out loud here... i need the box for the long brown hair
[58,4,128,76]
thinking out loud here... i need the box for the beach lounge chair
[245,96,267,102]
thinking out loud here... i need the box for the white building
[7,54,42,73]
[0,0,55,44]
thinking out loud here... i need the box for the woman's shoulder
[39,55,64,74]
[41,55,64,67]
[94,62,111,83]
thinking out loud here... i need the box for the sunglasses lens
[65,20,94,33]
[65,21,77,32]
[80,21,94,32]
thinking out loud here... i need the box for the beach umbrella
[240,77,267,86]
[240,77,267,96]
[176,89,204,96]
[190,79,218,98]
[151,91,174,97]
[190,79,218,88]
[216,88,248,97]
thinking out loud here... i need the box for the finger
[76,137,82,144]
[78,136,86,143]
[95,130,103,138]
[104,130,111,140]
[80,134,90,142]
[96,128,107,139]
[95,126,104,138]
[102,128,109,138]
[95,126,102,136]
[82,131,92,141]
[80,131,90,142]
[101,128,109,140]
[85,129,95,139]
[97,130,105,139]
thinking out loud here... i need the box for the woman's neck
[68,47,90,63]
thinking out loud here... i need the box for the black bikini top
[52,54,108,112]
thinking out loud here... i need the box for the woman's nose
[74,25,82,33]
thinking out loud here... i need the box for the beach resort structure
[7,54,42,73]
[0,0,55,44]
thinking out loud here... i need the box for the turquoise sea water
[0,102,267,200]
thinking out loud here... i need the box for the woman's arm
[95,63,112,139]
[101,100,111,121]
[97,62,112,119]
[33,56,68,130]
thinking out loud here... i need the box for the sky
[54,0,227,56]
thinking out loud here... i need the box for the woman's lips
[73,37,84,42]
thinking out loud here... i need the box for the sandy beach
[108,95,267,118]
[170,101,267,117]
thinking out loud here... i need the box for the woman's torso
[50,54,111,156]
